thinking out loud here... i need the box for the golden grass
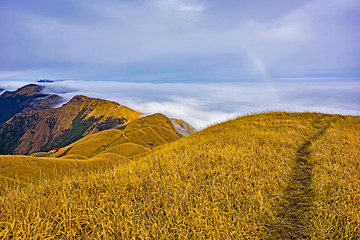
[0,114,181,190]
[88,153,129,164]
[49,96,142,132]
[308,116,360,239]
[54,113,180,159]
[63,96,141,123]
[103,143,151,157]
[61,154,88,160]
[0,154,129,192]
[0,112,317,238]
[0,112,358,239]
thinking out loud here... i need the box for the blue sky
[0,0,359,82]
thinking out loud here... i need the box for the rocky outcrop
[170,118,196,136]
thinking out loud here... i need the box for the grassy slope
[0,154,129,191]
[0,114,180,189]
[53,96,141,130]
[54,113,180,159]
[0,112,358,239]
[308,116,360,238]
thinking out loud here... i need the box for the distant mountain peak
[69,95,89,101]
[15,84,44,96]
[0,84,63,125]
[0,94,142,155]
[37,79,54,83]
[67,95,119,106]
[0,84,196,156]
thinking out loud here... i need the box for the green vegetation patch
[44,108,98,151]
[0,115,28,154]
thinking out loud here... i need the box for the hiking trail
[267,116,332,239]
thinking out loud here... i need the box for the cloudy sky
[0,0,359,128]
[0,0,359,81]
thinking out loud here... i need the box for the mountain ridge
[0,95,142,155]
[53,113,183,159]
[0,84,63,125]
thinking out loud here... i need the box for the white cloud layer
[1,79,359,129]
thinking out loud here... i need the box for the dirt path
[268,117,331,239]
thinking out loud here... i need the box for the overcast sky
[0,0,359,81]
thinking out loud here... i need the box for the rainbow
[249,55,280,103]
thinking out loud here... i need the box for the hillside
[0,112,358,239]
[0,84,63,124]
[54,113,182,159]
[0,95,142,155]
[0,114,184,187]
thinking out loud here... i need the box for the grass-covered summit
[54,113,182,159]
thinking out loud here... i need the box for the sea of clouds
[1,79,359,129]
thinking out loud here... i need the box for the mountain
[0,95,142,155]
[0,114,186,186]
[0,84,63,124]
[37,79,54,83]
[53,113,183,159]
[0,112,358,238]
